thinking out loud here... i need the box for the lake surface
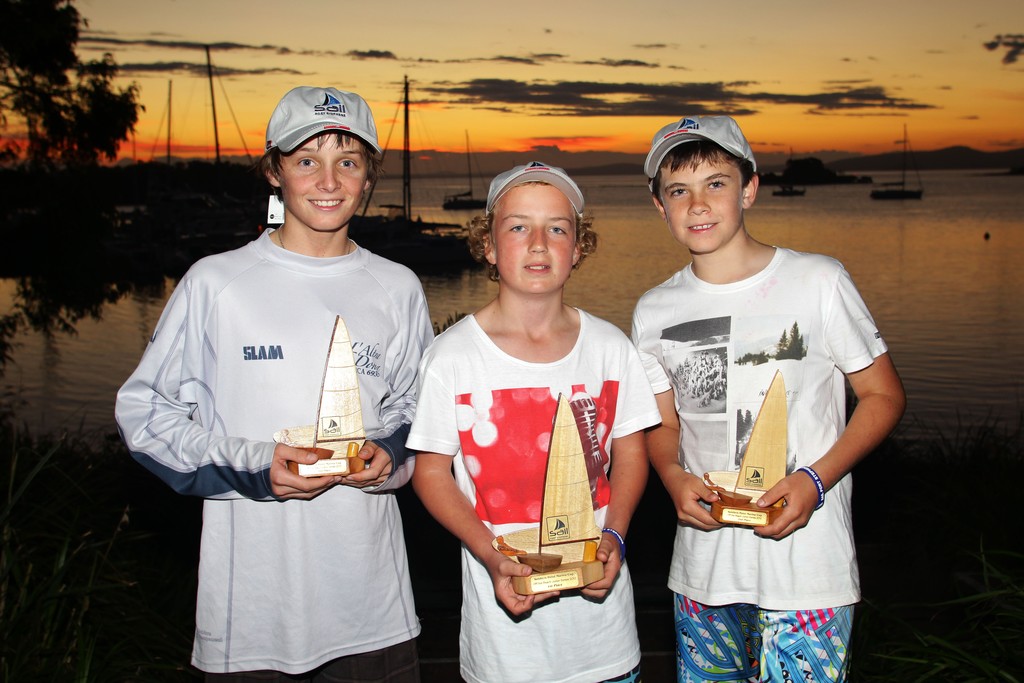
[2,169,1022,439]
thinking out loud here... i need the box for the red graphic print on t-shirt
[455,382,619,525]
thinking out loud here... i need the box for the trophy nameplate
[705,471,784,527]
[496,534,603,595]
[272,431,366,476]
[513,559,604,594]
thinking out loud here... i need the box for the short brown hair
[468,183,597,282]
[258,132,383,186]
[650,140,756,201]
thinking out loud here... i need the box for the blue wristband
[602,527,626,562]
[797,466,825,510]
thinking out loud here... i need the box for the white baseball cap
[486,161,585,213]
[265,86,381,155]
[644,115,757,178]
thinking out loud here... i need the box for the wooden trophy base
[710,498,783,527]
[705,471,783,527]
[495,533,603,595]
[512,559,604,595]
[282,441,366,477]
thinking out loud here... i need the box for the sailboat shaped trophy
[492,394,605,595]
[704,371,788,527]
[273,316,366,477]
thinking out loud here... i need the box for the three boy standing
[117,80,903,682]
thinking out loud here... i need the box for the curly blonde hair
[468,182,597,282]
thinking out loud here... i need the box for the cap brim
[487,171,584,213]
[644,133,702,178]
[276,122,382,155]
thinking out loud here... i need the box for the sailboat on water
[492,394,605,595]
[870,124,924,200]
[442,131,487,211]
[350,76,475,270]
[273,316,367,477]
[703,371,788,527]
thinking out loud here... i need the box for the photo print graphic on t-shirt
[731,315,807,471]
[660,317,730,415]
[733,315,809,367]
[735,405,756,468]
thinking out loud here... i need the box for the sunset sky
[76,0,1023,165]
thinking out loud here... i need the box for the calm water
[2,169,1022,438]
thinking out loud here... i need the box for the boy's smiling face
[653,157,758,258]
[486,183,580,296]
[267,134,371,235]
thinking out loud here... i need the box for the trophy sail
[705,370,788,526]
[539,396,602,551]
[314,319,365,447]
[737,370,787,494]
[273,316,367,476]
[497,394,604,594]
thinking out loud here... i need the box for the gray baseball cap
[644,115,757,178]
[265,86,381,155]
[486,161,585,213]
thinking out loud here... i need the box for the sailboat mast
[464,130,473,192]
[166,80,172,164]
[900,124,908,187]
[402,76,411,220]
[205,45,221,163]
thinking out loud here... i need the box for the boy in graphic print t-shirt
[408,162,659,683]
[631,115,906,682]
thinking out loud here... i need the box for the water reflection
[1,170,1021,438]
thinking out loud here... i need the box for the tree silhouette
[776,320,807,360]
[788,321,806,358]
[0,0,140,166]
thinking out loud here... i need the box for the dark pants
[204,639,420,683]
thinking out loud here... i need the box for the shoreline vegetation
[1,399,1020,680]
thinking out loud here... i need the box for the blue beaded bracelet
[602,527,626,562]
[797,466,825,510]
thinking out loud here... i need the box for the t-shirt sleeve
[630,298,673,394]
[823,264,889,374]
[406,344,462,457]
[612,333,663,438]
[115,275,276,501]
[369,280,434,492]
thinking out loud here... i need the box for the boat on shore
[870,125,924,200]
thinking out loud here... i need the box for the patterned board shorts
[602,661,642,683]
[674,595,853,683]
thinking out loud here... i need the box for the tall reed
[0,421,198,681]
[852,413,1024,681]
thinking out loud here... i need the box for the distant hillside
[562,162,642,176]
[830,146,1024,172]
[113,145,1024,177]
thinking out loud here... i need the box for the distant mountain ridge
[122,145,1024,176]
[828,146,1024,173]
